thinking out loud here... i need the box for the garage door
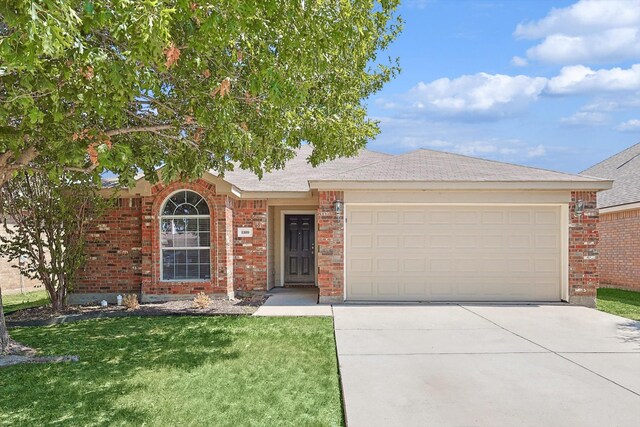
[346,205,562,302]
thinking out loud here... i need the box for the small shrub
[122,294,140,310]
[192,292,212,309]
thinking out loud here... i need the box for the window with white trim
[160,190,211,281]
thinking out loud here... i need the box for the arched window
[160,190,211,281]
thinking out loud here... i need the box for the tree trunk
[51,289,63,312]
[0,287,10,354]
[54,284,66,312]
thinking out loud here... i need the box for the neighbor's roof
[581,142,640,208]
[219,145,391,192]
[311,149,609,184]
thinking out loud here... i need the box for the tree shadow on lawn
[618,320,640,348]
[1,316,241,426]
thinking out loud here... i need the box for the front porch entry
[283,214,316,285]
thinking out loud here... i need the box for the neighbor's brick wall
[568,191,599,305]
[317,191,344,302]
[598,208,640,291]
[77,197,143,294]
[233,200,268,294]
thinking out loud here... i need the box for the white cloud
[616,119,640,131]
[525,29,640,65]
[432,139,548,160]
[514,0,640,64]
[582,95,640,111]
[377,65,640,122]
[369,116,552,162]
[401,73,547,118]
[511,56,528,67]
[527,145,546,158]
[515,0,640,39]
[560,111,610,126]
[546,64,640,94]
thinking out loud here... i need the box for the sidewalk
[253,288,333,317]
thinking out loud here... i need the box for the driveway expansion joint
[339,351,552,356]
[460,304,640,398]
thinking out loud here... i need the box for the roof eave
[308,180,614,191]
[599,201,640,213]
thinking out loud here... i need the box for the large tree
[1,0,401,186]
[0,0,401,354]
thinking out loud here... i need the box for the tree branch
[105,125,174,137]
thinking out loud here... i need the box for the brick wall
[598,208,640,291]
[233,200,268,294]
[568,191,599,306]
[143,180,230,299]
[77,197,143,295]
[317,191,344,303]
[75,179,272,302]
[214,197,235,297]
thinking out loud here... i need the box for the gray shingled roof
[315,149,607,183]
[220,145,391,192]
[581,142,640,208]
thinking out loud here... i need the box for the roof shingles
[204,146,607,192]
[218,145,391,192]
[582,142,640,208]
[316,149,606,183]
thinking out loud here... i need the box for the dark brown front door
[284,214,315,284]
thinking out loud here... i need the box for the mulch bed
[6,295,268,327]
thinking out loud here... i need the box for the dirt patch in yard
[7,295,268,324]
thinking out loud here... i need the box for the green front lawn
[0,316,343,426]
[597,288,640,321]
[2,290,49,314]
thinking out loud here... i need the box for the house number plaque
[237,227,254,237]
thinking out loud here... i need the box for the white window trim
[159,190,212,282]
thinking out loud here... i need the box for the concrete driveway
[333,304,640,427]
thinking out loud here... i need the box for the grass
[2,290,49,314]
[597,288,640,321]
[0,316,344,427]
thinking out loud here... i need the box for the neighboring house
[0,219,43,295]
[72,146,612,307]
[582,143,640,291]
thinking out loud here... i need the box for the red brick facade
[76,179,268,302]
[76,185,601,306]
[316,191,344,303]
[234,200,268,295]
[77,197,143,294]
[568,191,599,306]
[598,208,640,291]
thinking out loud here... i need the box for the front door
[284,214,315,284]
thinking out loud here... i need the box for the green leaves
[1,0,401,184]
[83,1,94,15]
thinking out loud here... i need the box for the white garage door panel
[346,205,562,302]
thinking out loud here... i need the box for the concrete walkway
[252,287,332,317]
[334,304,640,427]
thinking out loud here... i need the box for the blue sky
[366,0,640,173]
